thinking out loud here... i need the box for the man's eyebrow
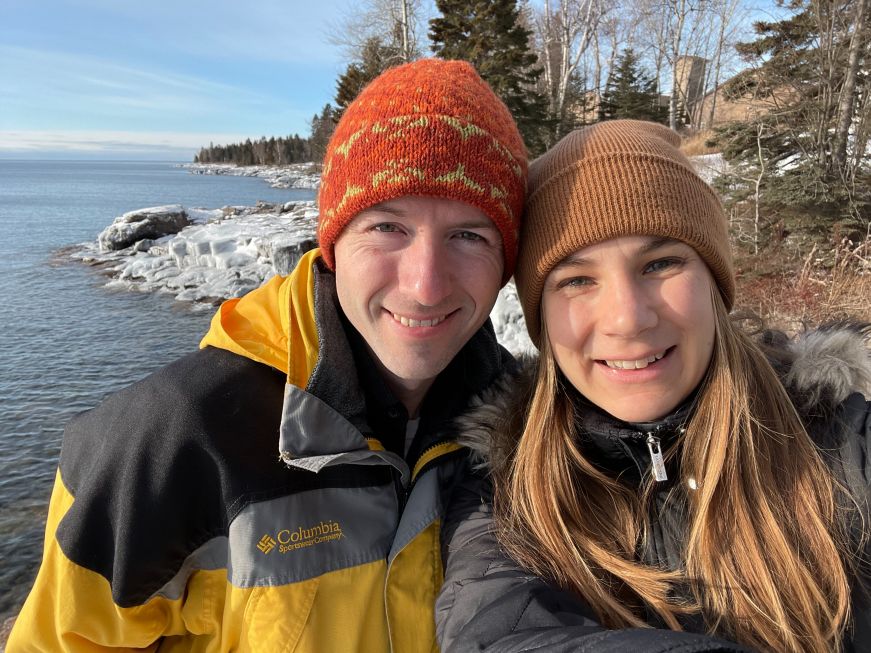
[355,207,498,230]
[452,220,500,230]
[357,205,406,218]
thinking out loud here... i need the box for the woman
[437,120,871,653]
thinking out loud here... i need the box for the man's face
[334,196,504,400]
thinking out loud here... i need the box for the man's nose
[399,235,452,307]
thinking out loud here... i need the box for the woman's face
[542,236,716,423]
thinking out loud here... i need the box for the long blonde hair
[496,290,855,652]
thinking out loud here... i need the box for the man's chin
[376,355,454,392]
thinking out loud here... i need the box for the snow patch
[181,163,321,190]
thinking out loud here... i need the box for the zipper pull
[646,434,668,482]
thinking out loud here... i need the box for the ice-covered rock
[97,205,191,251]
[492,282,534,355]
[74,202,318,304]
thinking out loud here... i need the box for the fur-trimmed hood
[456,322,871,475]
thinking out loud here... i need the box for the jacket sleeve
[437,465,751,653]
[6,470,194,652]
[5,347,279,651]
[834,392,871,651]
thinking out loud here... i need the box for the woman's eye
[558,276,593,289]
[372,223,399,233]
[645,257,684,274]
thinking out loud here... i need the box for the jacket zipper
[385,438,464,652]
[646,434,669,482]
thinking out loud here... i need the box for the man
[8,58,527,651]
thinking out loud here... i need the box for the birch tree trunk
[706,0,741,129]
[833,0,869,171]
[555,0,602,121]
[667,0,688,130]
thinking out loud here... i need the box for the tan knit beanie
[515,119,735,347]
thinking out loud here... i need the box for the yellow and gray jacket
[9,249,515,652]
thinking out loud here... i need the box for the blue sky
[1,0,782,161]
[0,0,351,160]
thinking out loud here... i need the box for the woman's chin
[596,398,679,424]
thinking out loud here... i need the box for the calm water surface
[0,160,315,621]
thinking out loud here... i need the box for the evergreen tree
[309,104,338,162]
[598,49,668,124]
[335,37,398,119]
[711,0,871,234]
[192,134,316,165]
[429,0,551,155]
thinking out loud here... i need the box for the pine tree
[309,104,338,162]
[335,37,399,119]
[711,0,871,233]
[598,49,668,124]
[429,0,551,155]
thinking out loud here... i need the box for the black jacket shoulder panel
[56,347,391,606]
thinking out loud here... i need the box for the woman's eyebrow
[551,237,683,272]
[551,253,591,271]
[638,237,680,255]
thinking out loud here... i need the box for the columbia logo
[257,534,277,554]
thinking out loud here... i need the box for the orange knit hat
[317,58,528,283]
[516,120,735,347]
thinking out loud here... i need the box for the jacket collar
[573,394,694,483]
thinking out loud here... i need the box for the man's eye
[457,231,485,242]
[372,223,399,233]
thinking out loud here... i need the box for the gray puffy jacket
[437,323,871,652]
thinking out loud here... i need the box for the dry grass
[681,130,720,156]
[734,237,871,332]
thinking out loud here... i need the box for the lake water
[0,160,316,622]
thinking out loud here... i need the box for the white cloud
[1,45,267,110]
[0,130,254,158]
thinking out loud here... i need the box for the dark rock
[98,205,190,251]
[272,238,317,276]
[256,200,278,212]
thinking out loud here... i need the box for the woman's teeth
[604,350,667,369]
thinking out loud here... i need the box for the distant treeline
[194,135,314,166]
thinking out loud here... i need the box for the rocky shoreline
[180,162,321,190]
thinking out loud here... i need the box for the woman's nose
[599,277,658,337]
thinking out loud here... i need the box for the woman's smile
[597,346,672,370]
